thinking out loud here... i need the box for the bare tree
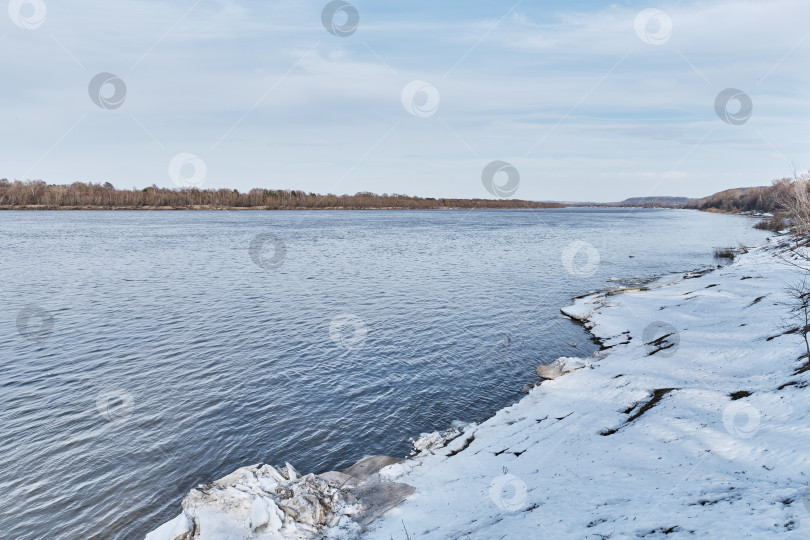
[782,275,810,360]
[777,171,810,236]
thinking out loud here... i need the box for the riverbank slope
[148,239,810,539]
[365,240,810,538]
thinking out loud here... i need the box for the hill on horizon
[616,196,693,206]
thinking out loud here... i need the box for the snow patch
[365,245,810,539]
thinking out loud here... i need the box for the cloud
[0,0,808,200]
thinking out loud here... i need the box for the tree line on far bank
[0,180,563,210]
[684,172,810,232]
[684,180,791,214]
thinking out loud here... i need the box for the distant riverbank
[0,180,563,210]
[1,204,568,211]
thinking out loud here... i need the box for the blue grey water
[0,208,769,539]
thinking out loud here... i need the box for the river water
[0,208,769,539]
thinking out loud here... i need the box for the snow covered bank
[149,243,810,539]
[365,244,810,538]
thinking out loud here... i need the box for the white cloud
[0,0,808,200]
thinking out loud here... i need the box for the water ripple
[0,209,767,539]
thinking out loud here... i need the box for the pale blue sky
[1,0,808,201]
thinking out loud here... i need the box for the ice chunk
[144,512,191,540]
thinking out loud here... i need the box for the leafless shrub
[754,215,786,231]
[781,275,810,360]
[713,247,736,259]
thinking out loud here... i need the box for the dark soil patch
[646,334,677,356]
[600,389,678,436]
[627,389,677,423]
[729,391,752,400]
[777,380,808,390]
[747,295,766,307]
[794,360,810,376]
[447,435,475,457]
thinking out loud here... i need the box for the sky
[1,0,808,202]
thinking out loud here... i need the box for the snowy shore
[148,240,810,539]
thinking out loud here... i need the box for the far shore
[0,204,690,211]
[0,205,560,211]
